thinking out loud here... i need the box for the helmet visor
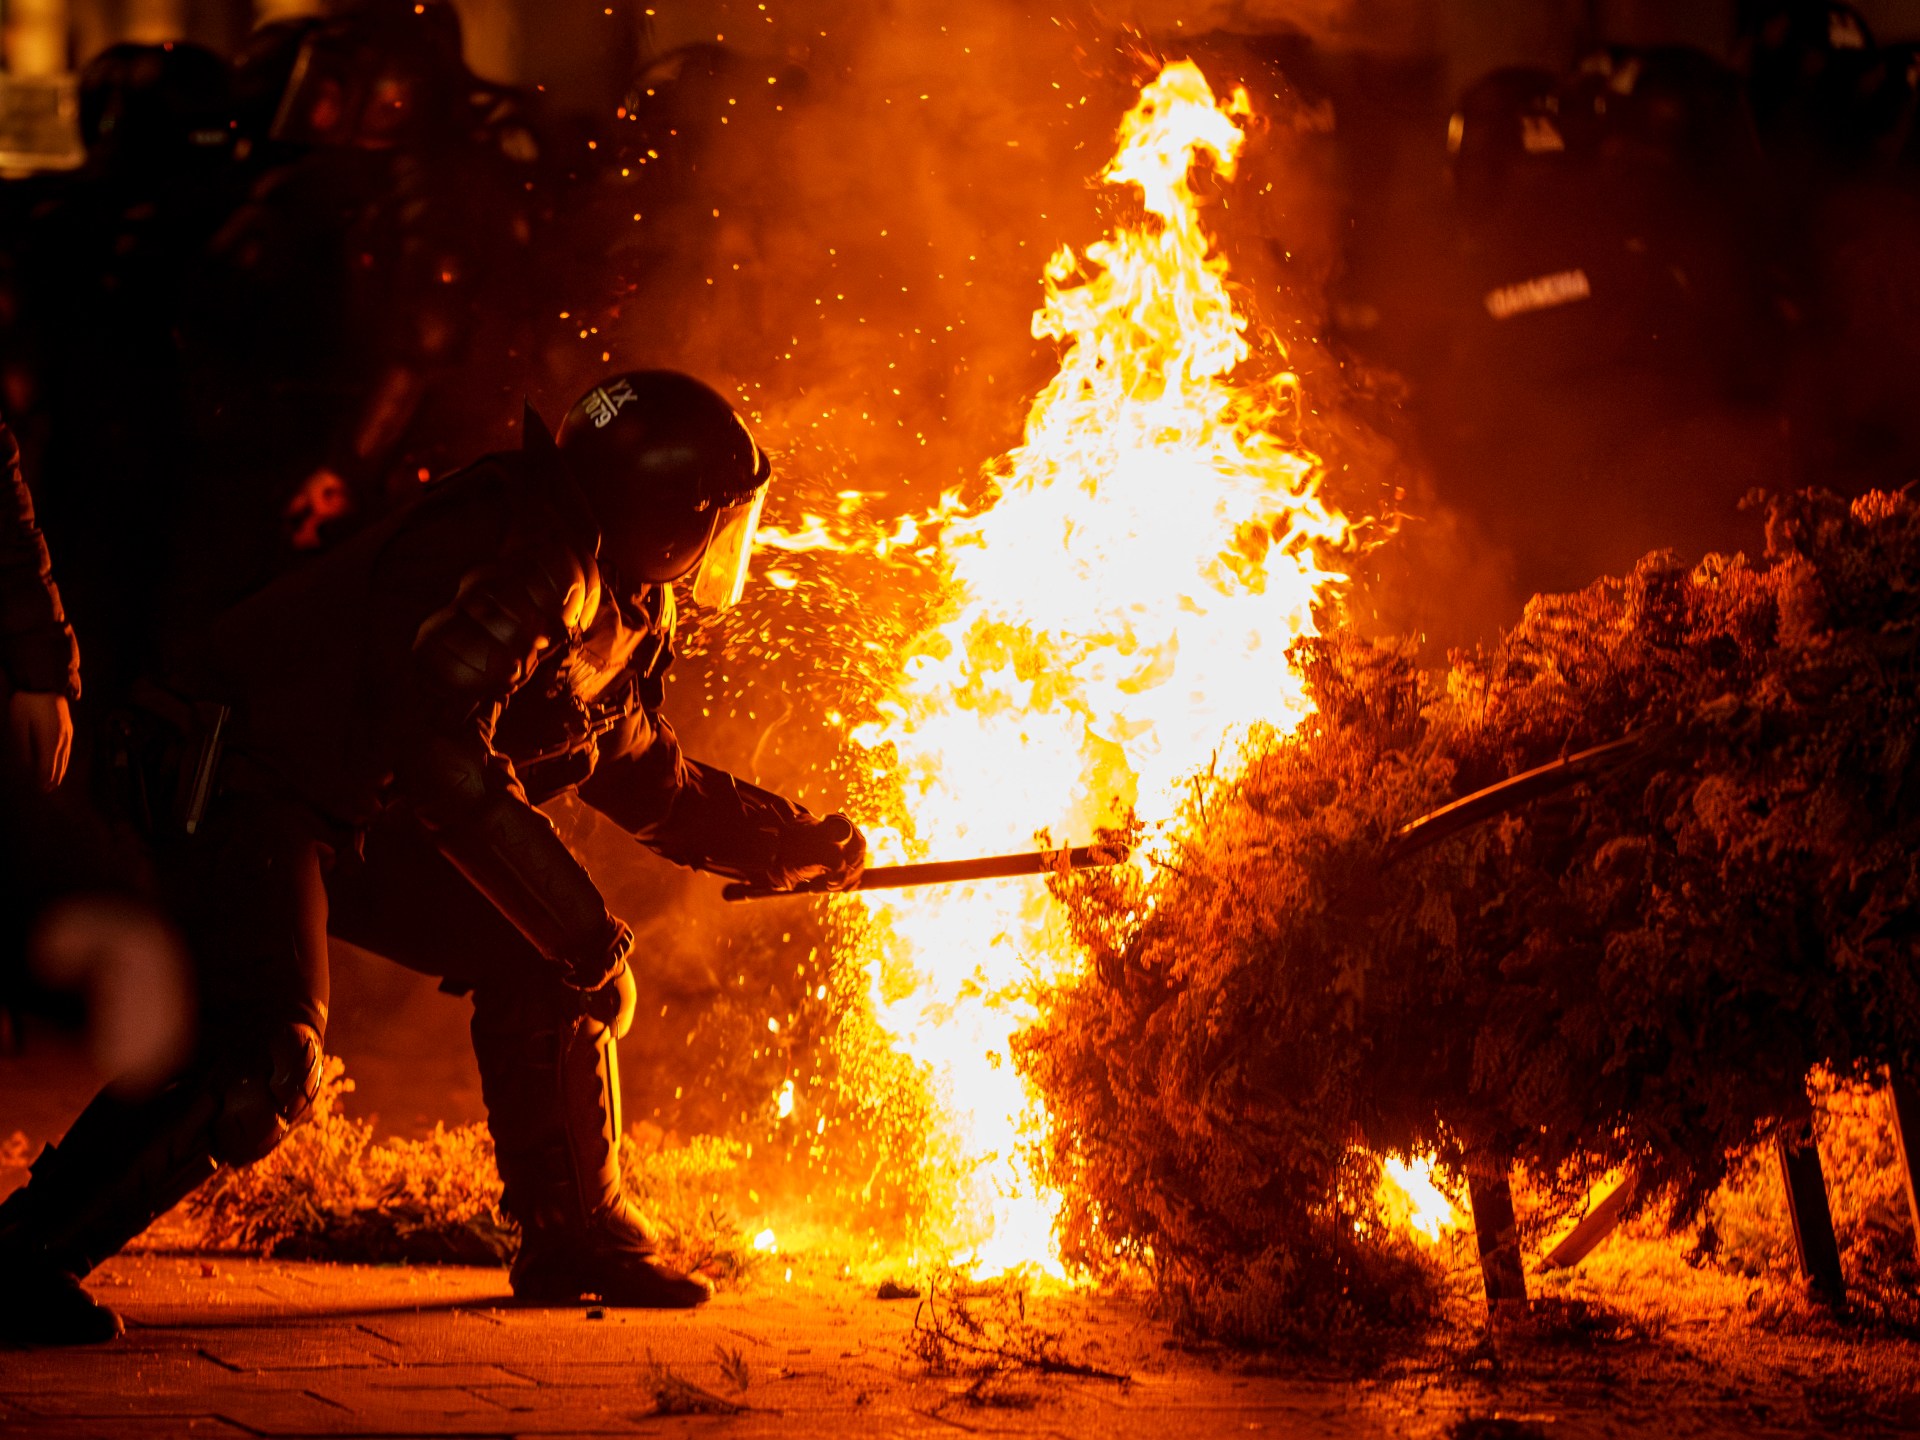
[690,488,765,610]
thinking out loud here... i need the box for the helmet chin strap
[594,583,676,710]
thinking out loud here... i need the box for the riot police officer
[179,0,547,615]
[0,371,865,1344]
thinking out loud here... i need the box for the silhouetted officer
[0,373,864,1344]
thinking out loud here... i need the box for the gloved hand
[771,812,867,894]
[567,916,633,992]
[585,956,639,1039]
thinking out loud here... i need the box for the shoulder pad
[415,537,599,707]
[516,531,599,635]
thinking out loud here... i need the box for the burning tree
[811,60,1919,1336]
[1023,488,1920,1342]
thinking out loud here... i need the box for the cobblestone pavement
[0,1256,1376,1440]
[3,1254,1919,1438]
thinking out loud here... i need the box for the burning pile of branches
[184,1059,513,1265]
[1023,488,1920,1343]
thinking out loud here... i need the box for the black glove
[770,812,867,894]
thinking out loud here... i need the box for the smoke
[567,3,1125,489]
[538,1,1470,1230]
[1119,0,1432,54]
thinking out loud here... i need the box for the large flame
[1379,1155,1461,1244]
[838,61,1356,1273]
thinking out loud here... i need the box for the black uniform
[0,431,839,1320]
[178,0,547,603]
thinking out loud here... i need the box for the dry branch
[1024,489,1920,1344]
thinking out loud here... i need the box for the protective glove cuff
[567,917,633,994]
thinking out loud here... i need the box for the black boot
[0,1257,123,1346]
[0,1080,222,1346]
[472,1006,709,1309]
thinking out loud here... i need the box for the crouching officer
[0,371,864,1344]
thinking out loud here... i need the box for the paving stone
[359,1364,539,1390]
[0,1420,257,1440]
[302,1376,513,1416]
[12,1384,349,1429]
[180,1330,406,1373]
[4,1256,1918,1438]
[0,1348,240,1394]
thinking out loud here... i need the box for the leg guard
[0,1022,322,1346]
[0,1079,220,1348]
[471,999,707,1308]
[0,1080,221,1282]
[472,1003,623,1235]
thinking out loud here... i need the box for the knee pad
[209,1023,324,1166]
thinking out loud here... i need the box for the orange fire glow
[834,60,1356,1273]
[1379,1155,1462,1244]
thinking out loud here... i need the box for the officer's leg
[328,817,706,1307]
[0,797,328,1345]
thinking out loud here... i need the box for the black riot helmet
[80,41,233,178]
[232,18,323,157]
[270,0,467,150]
[1447,66,1563,212]
[552,371,772,610]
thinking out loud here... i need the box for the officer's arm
[396,538,629,991]
[0,417,79,702]
[581,715,864,892]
